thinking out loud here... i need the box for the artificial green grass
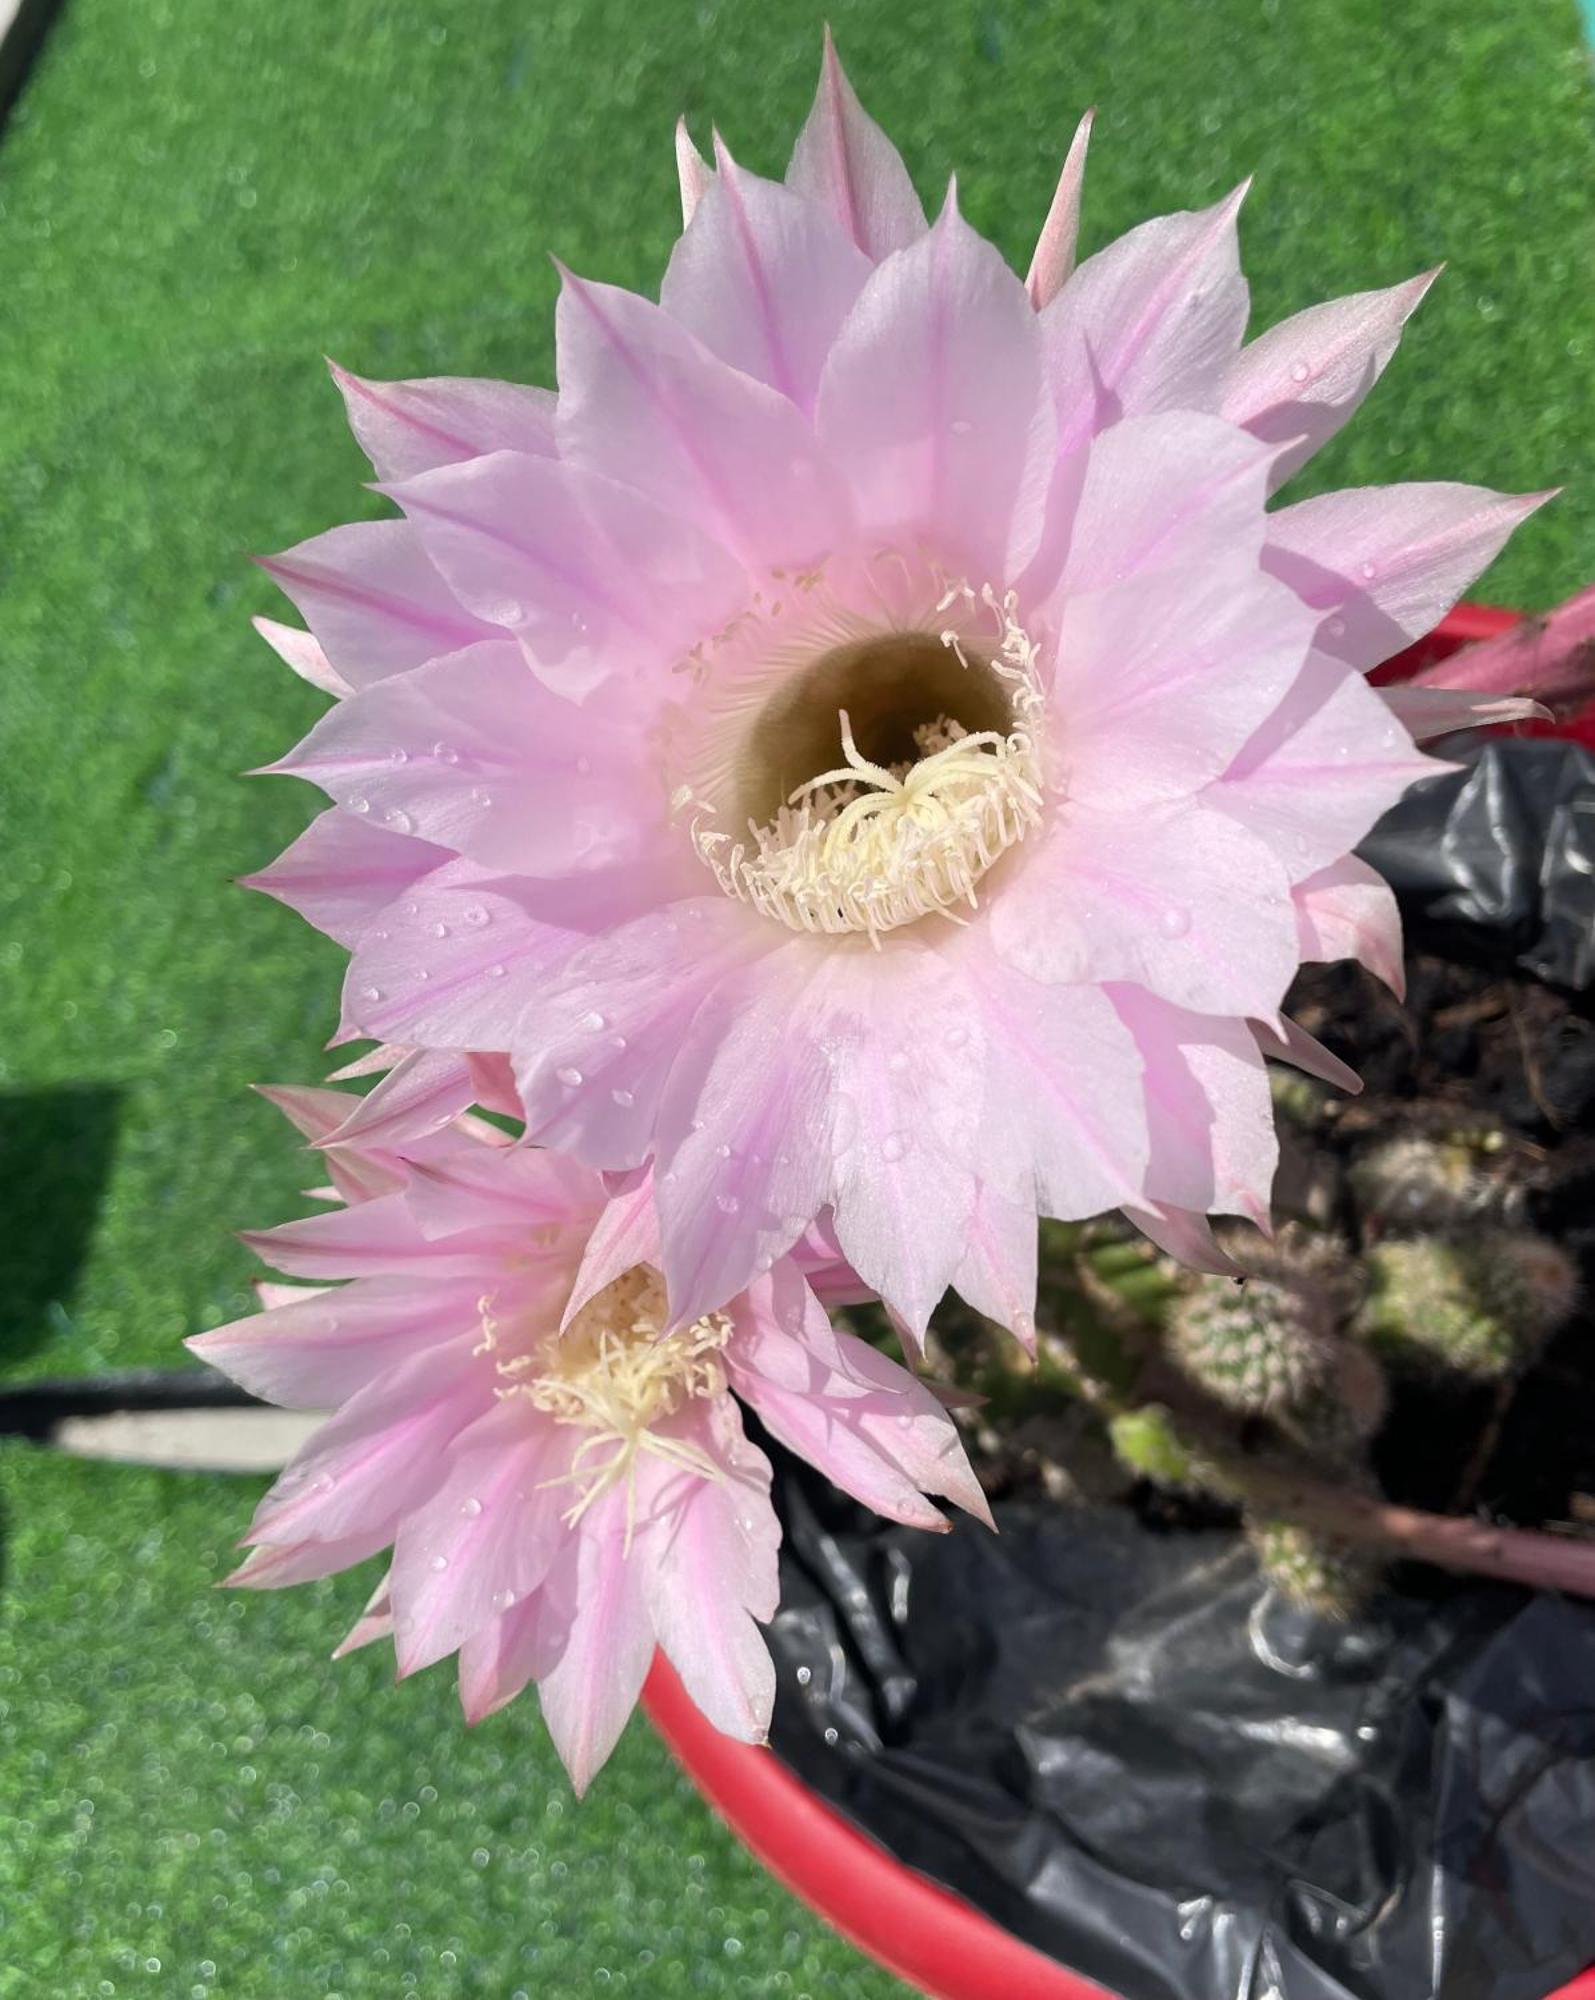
[1,0,1593,1993]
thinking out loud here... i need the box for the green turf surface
[2,0,1593,1993]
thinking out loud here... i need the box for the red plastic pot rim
[643,600,1595,2000]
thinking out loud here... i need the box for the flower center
[482,1265,732,1537]
[680,584,1046,943]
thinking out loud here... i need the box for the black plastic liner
[1362,740,1595,993]
[759,738,1595,2000]
[764,1461,1595,2000]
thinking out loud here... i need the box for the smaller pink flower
[191,1090,987,1792]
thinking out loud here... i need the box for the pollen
[490,1266,733,1542]
[688,584,1047,943]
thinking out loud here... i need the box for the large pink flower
[191,1089,986,1792]
[248,35,1551,1335]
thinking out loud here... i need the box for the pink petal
[1218,271,1438,490]
[245,1341,492,1549]
[563,1175,661,1327]
[1379,684,1550,738]
[457,1590,570,1724]
[273,641,659,875]
[727,1269,983,1529]
[784,28,927,262]
[330,361,555,481]
[251,1082,405,1205]
[242,809,449,950]
[189,1275,486,1408]
[1111,986,1276,1227]
[661,134,873,411]
[259,521,499,689]
[554,267,848,573]
[1042,183,1250,461]
[1264,483,1553,674]
[1122,1203,1245,1276]
[241,1190,514,1282]
[1401,583,1595,714]
[380,450,745,698]
[641,1406,780,1742]
[675,118,712,227]
[388,1400,572,1678]
[952,1184,1039,1345]
[400,1146,601,1243]
[954,953,1150,1225]
[1025,109,1094,312]
[516,897,776,1177]
[1254,1016,1363,1097]
[333,1573,394,1658]
[226,1533,390,1589]
[532,1489,659,1795]
[989,799,1299,1018]
[1294,855,1405,998]
[253,615,352,698]
[341,851,690,1051]
[814,189,1047,580]
[319,1047,480,1152]
[1211,651,1441,882]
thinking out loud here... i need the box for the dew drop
[715,1143,732,1160]
[460,1498,483,1518]
[1326,615,1347,639]
[578,1010,606,1032]
[431,921,449,938]
[363,986,382,1002]
[389,748,409,766]
[611,1034,628,1052]
[556,1066,583,1088]
[463,904,490,928]
[489,963,507,978]
[949,418,973,437]
[611,1088,635,1108]
[1013,1310,1036,1343]
[795,1665,813,1687]
[385,808,414,834]
[1289,359,1311,384]
[349,795,371,815]
[416,969,430,982]
[1158,904,1191,939]
[715,1192,740,1215]
[432,741,460,765]
[1358,559,1378,582]
[823,1726,839,1747]
[403,902,419,917]
[470,786,492,807]
[429,1555,449,1572]
[493,1588,517,1611]
[881,1132,907,1163]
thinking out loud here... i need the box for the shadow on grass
[0,1086,122,1370]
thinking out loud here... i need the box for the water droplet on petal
[1359,560,1378,582]
[385,808,414,834]
[493,1588,517,1611]
[611,1035,628,1052]
[611,1088,635,1108]
[1326,615,1347,640]
[464,904,490,928]
[1289,360,1311,384]
[460,1497,483,1518]
[432,741,460,765]
[881,1132,907,1163]
[363,986,382,1002]
[795,1665,812,1687]
[349,795,370,815]
[431,921,449,938]
[1158,905,1191,939]
[489,963,507,978]
[403,902,419,917]
[389,748,409,766]
[578,1010,606,1032]
[715,1143,732,1160]
[556,1066,583,1088]
[429,1554,449,1572]
[823,1726,839,1747]
[1013,1310,1036,1342]
[715,1192,740,1215]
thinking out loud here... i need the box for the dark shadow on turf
[0,1086,122,1370]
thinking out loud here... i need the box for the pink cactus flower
[190,1089,987,1792]
[247,33,1552,1333]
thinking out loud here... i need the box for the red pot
[644,601,1595,2000]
